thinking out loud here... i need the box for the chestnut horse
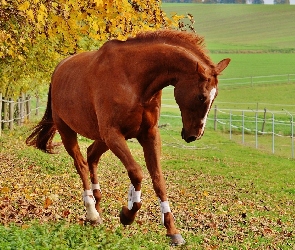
[26,30,230,245]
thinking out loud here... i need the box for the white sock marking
[92,183,101,192]
[83,189,100,221]
[127,184,141,210]
[159,199,171,225]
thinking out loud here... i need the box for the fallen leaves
[44,197,53,209]
[0,153,84,225]
[0,140,294,248]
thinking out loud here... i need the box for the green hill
[163,4,295,52]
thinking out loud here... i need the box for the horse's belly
[52,102,101,140]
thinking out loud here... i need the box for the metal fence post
[272,112,275,154]
[214,105,217,131]
[283,109,294,159]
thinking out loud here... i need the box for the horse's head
[174,58,230,143]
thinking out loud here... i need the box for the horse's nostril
[186,136,197,143]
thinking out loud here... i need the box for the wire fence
[160,74,295,158]
[218,73,295,88]
[0,93,41,136]
[212,106,294,159]
[159,105,295,159]
[2,73,295,158]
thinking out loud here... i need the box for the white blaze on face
[200,87,216,135]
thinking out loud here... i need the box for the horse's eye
[198,94,206,103]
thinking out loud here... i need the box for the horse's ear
[215,58,231,74]
[196,62,206,78]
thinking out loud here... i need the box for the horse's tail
[26,84,57,154]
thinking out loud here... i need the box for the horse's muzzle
[181,128,201,143]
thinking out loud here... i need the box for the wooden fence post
[261,108,267,133]
[9,98,14,130]
[36,96,39,116]
[2,97,8,130]
[17,97,21,126]
[26,95,31,121]
[20,93,26,125]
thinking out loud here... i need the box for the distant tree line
[162,0,290,3]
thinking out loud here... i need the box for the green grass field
[0,122,294,249]
[160,4,295,159]
[1,4,295,250]
[163,4,295,81]
[163,4,295,52]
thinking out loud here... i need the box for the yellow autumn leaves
[1,0,178,58]
[0,0,182,97]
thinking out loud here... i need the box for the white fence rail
[161,74,295,158]
[212,106,294,159]
[160,105,295,159]
[218,74,295,87]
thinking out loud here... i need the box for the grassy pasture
[163,4,295,52]
[0,121,294,249]
[163,4,295,82]
[1,4,295,250]
[161,82,295,158]
[211,54,295,79]
[161,4,295,158]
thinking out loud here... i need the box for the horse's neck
[140,45,197,103]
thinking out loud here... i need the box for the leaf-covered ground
[0,128,294,249]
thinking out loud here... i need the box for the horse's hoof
[167,234,186,246]
[86,217,102,226]
[119,206,135,225]
[91,217,103,225]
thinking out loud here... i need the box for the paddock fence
[160,105,295,159]
[218,73,295,88]
[0,93,41,136]
[211,106,294,159]
[1,74,295,158]
[160,74,295,158]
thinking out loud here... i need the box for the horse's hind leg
[87,140,109,217]
[54,117,100,223]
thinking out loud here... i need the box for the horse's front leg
[103,131,143,225]
[138,127,185,246]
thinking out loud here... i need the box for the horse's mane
[129,29,215,68]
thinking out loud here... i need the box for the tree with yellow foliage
[0,0,183,97]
